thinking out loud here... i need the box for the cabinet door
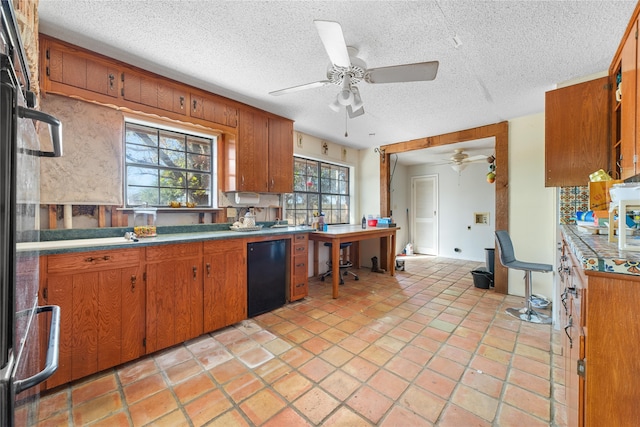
[146,243,204,353]
[42,262,144,389]
[545,76,609,187]
[620,22,637,179]
[268,117,294,193]
[237,109,269,191]
[190,93,238,127]
[203,239,246,332]
[47,43,118,98]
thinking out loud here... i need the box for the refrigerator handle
[14,305,60,394]
[17,106,63,157]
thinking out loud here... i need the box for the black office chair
[495,230,552,324]
[321,242,359,285]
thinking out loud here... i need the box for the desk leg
[352,242,360,269]
[313,240,319,277]
[332,240,340,298]
[389,233,396,276]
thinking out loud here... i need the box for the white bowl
[609,184,640,203]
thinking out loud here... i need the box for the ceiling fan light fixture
[329,98,341,112]
[451,163,467,173]
[337,89,354,105]
[351,88,363,110]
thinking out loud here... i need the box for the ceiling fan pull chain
[344,109,348,137]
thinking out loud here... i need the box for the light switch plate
[227,207,237,218]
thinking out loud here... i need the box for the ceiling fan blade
[347,104,364,118]
[314,20,351,68]
[269,80,331,96]
[365,61,439,84]
[463,155,489,163]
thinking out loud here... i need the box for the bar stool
[495,230,552,324]
[321,242,359,285]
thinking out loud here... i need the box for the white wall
[508,113,556,299]
[407,162,496,262]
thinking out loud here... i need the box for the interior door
[412,175,438,255]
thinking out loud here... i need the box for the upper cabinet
[223,110,293,193]
[545,76,610,187]
[44,38,118,99]
[39,35,256,132]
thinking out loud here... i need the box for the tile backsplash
[559,186,589,224]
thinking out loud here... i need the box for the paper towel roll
[235,192,260,205]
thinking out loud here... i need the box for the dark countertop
[560,225,640,275]
[17,223,312,255]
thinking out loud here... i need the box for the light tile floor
[29,256,567,426]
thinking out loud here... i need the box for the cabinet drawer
[203,238,244,254]
[47,247,143,274]
[293,234,308,256]
[293,254,308,279]
[294,233,308,244]
[146,242,202,261]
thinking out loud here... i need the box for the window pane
[187,136,211,155]
[159,130,185,151]
[159,169,186,188]
[295,193,307,209]
[126,143,157,165]
[160,148,185,168]
[126,123,158,147]
[284,193,294,210]
[127,186,159,206]
[187,153,211,171]
[160,188,186,205]
[127,166,158,187]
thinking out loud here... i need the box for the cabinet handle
[180,96,185,109]
[192,99,197,112]
[296,263,305,267]
[241,175,245,186]
[84,255,111,262]
[108,73,114,90]
[193,266,198,280]
[296,246,305,252]
[130,275,136,292]
[295,283,305,288]
[206,263,211,277]
[564,315,573,348]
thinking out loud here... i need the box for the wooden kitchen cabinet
[42,36,119,100]
[545,76,610,187]
[203,239,247,332]
[39,248,145,389]
[122,71,188,116]
[145,242,204,353]
[268,117,294,193]
[190,93,238,128]
[290,233,309,301]
[224,111,294,193]
[560,232,640,426]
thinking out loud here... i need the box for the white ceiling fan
[269,20,439,118]
[445,148,488,172]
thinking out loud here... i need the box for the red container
[367,219,378,227]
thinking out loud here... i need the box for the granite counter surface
[17,223,312,255]
[560,225,640,275]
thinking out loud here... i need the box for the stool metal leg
[505,270,551,324]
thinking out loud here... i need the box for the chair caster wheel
[355,277,359,281]
[320,276,325,282]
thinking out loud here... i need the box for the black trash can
[471,269,493,289]
[485,248,495,274]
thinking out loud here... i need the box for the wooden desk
[309,225,399,298]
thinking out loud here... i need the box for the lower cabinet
[39,233,308,388]
[145,242,204,353]
[203,239,247,331]
[39,248,145,390]
[560,235,640,426]
[290,233,309,301]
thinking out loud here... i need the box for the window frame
[286,156,351,226]
[123,117,218,208]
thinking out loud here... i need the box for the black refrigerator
[0,1,62,425]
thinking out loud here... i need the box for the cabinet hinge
[634,154,638,165]
[142,337,146,348]
[46,66,50,77]
[45,49,49,60]
[42,287,48,301]
[577,358,586,377]
[143,271,146,281]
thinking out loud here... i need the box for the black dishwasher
[247,239,287,317]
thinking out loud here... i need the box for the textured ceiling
[37,0,636,159]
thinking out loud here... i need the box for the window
[124,121,216,207]
[285,157,350,225]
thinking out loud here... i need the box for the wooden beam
[48,205,57,229]
[98,206,106,228]
[380,121,510,294]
